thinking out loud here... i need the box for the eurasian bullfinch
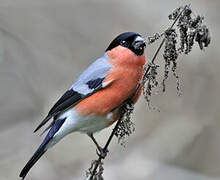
[19,32,146,179]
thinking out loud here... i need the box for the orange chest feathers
[74,46,145,116]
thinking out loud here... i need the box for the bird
[19,32,146,179]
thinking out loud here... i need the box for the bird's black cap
[106,32,146,56]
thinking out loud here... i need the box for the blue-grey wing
[34,54,112,132]
[71,53,112,95]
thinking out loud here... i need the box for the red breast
[74,46,145,117]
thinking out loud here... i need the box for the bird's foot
[96,148,109,159]
[126,103,134,110]
[125,99,134,111]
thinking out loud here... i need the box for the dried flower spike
[147,33,162,44]
[86,160,104,180]
[162,28,178,92]
[115,101,135,146]
[86,5,211,180]
[143,63,159,107]
[195,25,211,50]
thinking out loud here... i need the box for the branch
[85,4,211,179]
[143,4,189,80]
[87,5,189,180]
[87,98,136,179]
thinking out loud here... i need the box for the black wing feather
[34,89,83,132]
[86,78,104,89]
[34,78,105,133]
[48,89,83,115]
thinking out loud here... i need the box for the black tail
[19,117,66,179]
[19,139,48,179]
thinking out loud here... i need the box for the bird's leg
[89,133,102,151]
[88,133,108,159]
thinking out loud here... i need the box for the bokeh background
[0,0,219,179]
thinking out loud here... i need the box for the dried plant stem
[87,4,208,180]
[143,4,189,80]
[88,6,187,178]
[88,104,130,180]
[89,116,121,179]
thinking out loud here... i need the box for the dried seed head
[161,5,209,94]
[115,104,135,147]
[85,160,104,180]
[183,6,192,17]
[190,15,204,28]
[143,63,159,108]
[177,7,191,53]
[168,7,182,20]
[162,28,179,92]
[143,5,210,104]
[147,33,162,44]
[185,28,196,54]
[175,6,210,53]
[195,25,211,50]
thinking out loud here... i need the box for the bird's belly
[77,113,112,134]
[56,109,112,136]
[46,109,111,149]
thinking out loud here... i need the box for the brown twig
[143,4,189,80]
[88,112,124,180]
[88,4,191,180]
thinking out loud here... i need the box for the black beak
[133,37,146,50]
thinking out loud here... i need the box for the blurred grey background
[0,0,219,179]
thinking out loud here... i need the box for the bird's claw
[124,98,134,111]
[126,104,134,110]
[96,148,108,159]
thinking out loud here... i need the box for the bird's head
[106,32,146,56]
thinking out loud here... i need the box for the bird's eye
[138,47,143,51]
[120,40,128,47]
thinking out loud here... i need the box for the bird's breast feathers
[74,47,145,117]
